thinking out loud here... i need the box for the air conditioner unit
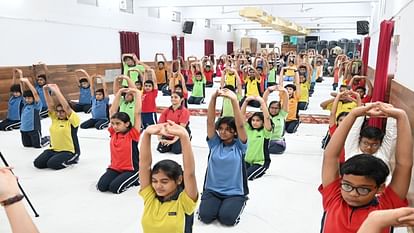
[119,0,127,10]
[172,11,181,22]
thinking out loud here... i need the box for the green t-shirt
[119,98,135,126]
[221,94,242,117]
[267,68,277,83]
[270,110,288,140]
[245,123,271,165]
[122,64,145,86]
[191,76,206,98]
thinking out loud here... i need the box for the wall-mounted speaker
[357,21,369,35]
[183,21,194,34]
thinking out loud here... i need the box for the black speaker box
[183,21,194,34]
[357,21,369,35]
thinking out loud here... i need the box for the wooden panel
[389,80,414,136]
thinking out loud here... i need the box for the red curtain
[204,39,214,56]
[119,31,140,59]
[369,20,395,129]
[227,41,234,55]
[179,36,185,59]
[172,36,178,60]
[361,36,371,76]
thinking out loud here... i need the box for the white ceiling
[136,0,378,34]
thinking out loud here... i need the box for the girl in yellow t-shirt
[139,122,198,233]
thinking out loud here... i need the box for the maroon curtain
[119,31,140,59]
[179,36,185,59]
[368,20,394,129]
[204,39,214,56]
[361,36,371,76]
[172,36,178,60]
[227,41,234,55]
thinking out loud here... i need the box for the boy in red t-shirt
[141,69,159,129]
[320,103,412,233]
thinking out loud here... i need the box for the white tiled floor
[0,77,407,233]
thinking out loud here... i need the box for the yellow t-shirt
[287,95,299,121]
[245,78,261,97]
[155,68,168,84]
[285,65,297,76]
[326,101,358,118]
[49,111,80,154]
[299,83,309,102]
[225,73,236,87]
[140,186,197,233]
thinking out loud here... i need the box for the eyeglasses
[360,140,380,149]
[340,183,373,196]
[56,109,65,114]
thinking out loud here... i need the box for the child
[154,53,169,89]
[241,96,272,180]
[266,61,278,87]
[33,84,81,170]
[80,75,109,130]
[139,121,198,233]
[350,76,373,104]
[202,57,214,87]
[282,59,296,81]
[263,85,289,154]
[122,53,145,87]
[297,72,310,110]
[198,89,248,226]
[0,69,24,131]
[97,88,141,194]
[221,83,243,117]
[283,71,301,133]
[32,62,49,118]
[320,103,412,233]
[156,92,191,154]
[241,66,261,108]
[19,77,43,148]
[71,69,92,113]
[141,69,158,129]
[320,85,360,118]
[188,65,206,105]
[113,75,137,127]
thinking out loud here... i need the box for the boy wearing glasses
[320,103,412,233]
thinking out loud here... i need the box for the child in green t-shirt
[188,71,206,105]
[241,96,273,180]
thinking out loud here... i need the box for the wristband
[1,194,24,207]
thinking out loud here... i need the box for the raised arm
[48,84,73,115]
[12,69,23,85]
[207,90,219,139]
[42,85,55,112]
[165,121,198,201]
[146,68,158,90]
[132,88,142,132]
[139,125,158,190]
[258,96,272,131]
[294,71,301,98]
[222,89,247,143]
[329,93,342,127]
[384,105,413,199]
[320,98,335,110]
[278,86,289,112]
[109,88,126,117]
[94,75,108,97]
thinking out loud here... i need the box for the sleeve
[376,118,397,169]
[318,178,342,210]
[158,109,168,123]
[280,110,288,119]
[264,127,272,139]
[179,191,198,215]
[235,137,248,154]
[178,109,190,125]
[207,133,221,149]
[68,112,81,127]
[378,186,408,210]
[104,97,110,104]
[152,89,158,96]
[34,100,43,110]
[48,111,57,120]
[344,116,365,161]
[325,102,333,111]
[328,125,336,136]
[129,127,140,141]
[108,126,115,136]
[139,185,157,205]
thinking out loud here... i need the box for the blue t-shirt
[20,100,42,132]
[91,97,109,120]
[204,133,248,196]
[35,85,48,110]
[79,87,92,105]
[7,96,23,121]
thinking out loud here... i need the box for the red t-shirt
[361,95,372,104]
[319,178,408,233]
[159,106,190,125]
[328,125,345,164]
[345,79,366,91]
[141,89,158,113]
[204,70,214,83]
[108,127,140,172]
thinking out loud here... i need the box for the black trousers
[21,130,41,148]
[0,119,20,131]
[34,149,79,170]
[81,118,109,130]
[285,120,300,133]
[97,168,139,194]
[198,190,247,226]
[72,103,92,113]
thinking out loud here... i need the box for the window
[120,0,133,14]
[77,0,98,6]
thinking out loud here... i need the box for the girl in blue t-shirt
[80,75,109,130]
[241,96,273,180]
[198,88,248,226]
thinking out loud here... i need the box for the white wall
[0,0,235,66]
[369,0,414,90]
[308,31,362,42]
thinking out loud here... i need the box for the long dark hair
[110,112,132,131]
[152,159,184,190]
[247,112,264,131]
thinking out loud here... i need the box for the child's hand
[164,120,188,138]
[0,167,20,202]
